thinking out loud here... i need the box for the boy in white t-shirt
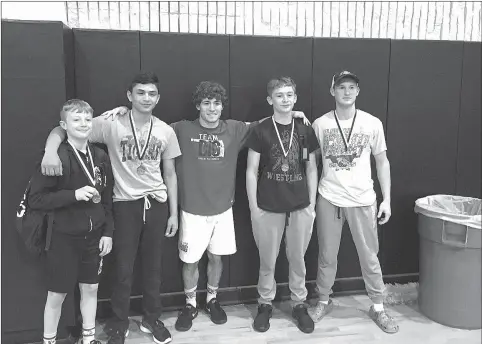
[310,71,399,334]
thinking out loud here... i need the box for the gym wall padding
[228,35,313,288]
[73,29,141,116]
[384,40,464,275]
[310,38,390,281]
[1,20,75,342]
[456,42,481,198]
[139,32,231,294]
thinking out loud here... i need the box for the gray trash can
[415,195,481,329]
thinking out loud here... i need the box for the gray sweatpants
[251,206,315,305]
[315,196,385,304]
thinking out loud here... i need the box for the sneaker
[253,304,273,332]
[308,299,334,322]
[368,306,399,334]
[205,298,227,325]
[292,304,315,334]
[139,318,172,344]
[81,340,102,344]
[175,304,199,331]
[106,329,129,344]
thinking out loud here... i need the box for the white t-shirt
[90,114,181,202]
[312,110,387,207]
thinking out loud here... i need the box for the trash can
[415,195,481,329]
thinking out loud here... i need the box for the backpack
[15,181,54,256]
[15,148,71,257]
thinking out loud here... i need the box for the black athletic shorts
[46,229,103,293]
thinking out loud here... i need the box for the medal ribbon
[272,116,294,158]
[333,110,357,152]
[129,110,153,161]
[67,140,96,187]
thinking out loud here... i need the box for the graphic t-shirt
[172,119,253,216]
[247,117,319,213]
[312,110,387,207]
[90,114,181,202]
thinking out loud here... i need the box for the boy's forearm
[246,170,258,210]
[306,159,318,206]
[376,159,391,202]
[165,173,178,217]
[45,126,66,153]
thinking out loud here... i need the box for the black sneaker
[253,304,273,332]
[175,304,199,331]
[205,298,227,324]
[139,318,172,344]
[106,329,129,344]
[292,304,315,333]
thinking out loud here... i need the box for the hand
[41,152,63,176]
[377,200,391,225]
[100,106,129,120]
[75,185,98,201]
[249,206,263,218]
[99,236,112,256]
[292,111,311,125]
[165,215,179,237]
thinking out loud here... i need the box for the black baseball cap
[331,71,360,88]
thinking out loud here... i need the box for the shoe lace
[210,299,222,312]
[180,304,195,316]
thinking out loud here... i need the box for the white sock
[185,286,197,307]
[43,333,56,344]
[82,326,95,344]
[373,303,384,312]
[206,284,218,303]
[319,300,329,305]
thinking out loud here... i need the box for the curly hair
[267,76,297,97]
[192,81,228,107]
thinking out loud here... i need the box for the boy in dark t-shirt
[246,77,319,334]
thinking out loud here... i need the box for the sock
[43,333,56,344]
[82,326,95,344]
[185,286,197,307]
[319,300,329,305]
[206,284,218,303]
[373,303,384,312]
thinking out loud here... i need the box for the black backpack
[15,181,55,257]
[15,149,71,257]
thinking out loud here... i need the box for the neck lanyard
[129,110,153,161]
[333,109,357,152]
[67,140,95,186]
[272,116,294,157]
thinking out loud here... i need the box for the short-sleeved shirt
[172,119,252,216]
[246,117,319,213]
[312,109,387,207]
[90,114,181,202]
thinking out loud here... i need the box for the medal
[92,190,101,204]
[137,163,147,175]
[68,141,100,203]
[334,110,357,152]
[129,111,153,176]
[272,116,295,172]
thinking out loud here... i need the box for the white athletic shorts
[178,207,237,263]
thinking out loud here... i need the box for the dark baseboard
[5,273,418,344]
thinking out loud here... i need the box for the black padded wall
[1,20,74,342]
[384,40,464,274]
[456,42,481,198]
[139,32,230,294]
[229,35,313,288]
[310,38,391,281]
[74,29,141,115]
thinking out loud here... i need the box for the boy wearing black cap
[310,71,398,334]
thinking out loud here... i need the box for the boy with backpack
[28,99,114,344]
